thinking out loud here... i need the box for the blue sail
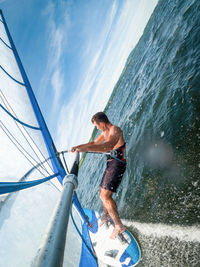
[0,9,65,192]
[72,192,98,267]
[0,9,97,266]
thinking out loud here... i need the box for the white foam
[123,220,200,243]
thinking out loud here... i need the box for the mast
[0,10,66,183]
[34,153,79,267]
[0,11,97,266]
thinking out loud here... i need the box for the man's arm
[70,133,105,152]
[86,129,119,152]
[71,127,120,153]
[94,133,105,144]
[85,139,116,152]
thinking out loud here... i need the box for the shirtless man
[70,112,127,239]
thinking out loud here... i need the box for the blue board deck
[84,208,141,267]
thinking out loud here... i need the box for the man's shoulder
[110,125,122,134]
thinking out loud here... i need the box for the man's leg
[100,188,126,238]
[99,204,110,227]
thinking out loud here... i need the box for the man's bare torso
[71,122,125,153]
[101,124,125,150]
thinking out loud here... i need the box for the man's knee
[100,188,112,203]
[99,189,105,202]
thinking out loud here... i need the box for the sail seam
[0,65,26,86]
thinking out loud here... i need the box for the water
[123,220,200,267]
[77,0,200,265]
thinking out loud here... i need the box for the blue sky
[0,0,158,167]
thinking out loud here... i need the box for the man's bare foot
[99,213,110,227]
[110,224,126,239]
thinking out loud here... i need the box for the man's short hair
[91,112,110,124]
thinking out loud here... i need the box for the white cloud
[39,2,70,115]
[55,0,158,167]
[51,68,63,109]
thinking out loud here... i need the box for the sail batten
[0,10,65,191]
[0,10,98,266]
[0,103,40,130]
[0,65,25,85]
[0,37,12,49]
[0,89,55,174]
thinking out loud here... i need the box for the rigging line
[0,90,53,174]
[17,148,125,185]
[18,150,75,191]
[60,149,126,163]
[0,104,50,176]
[0,37,12,49]
[73,192,91,225]
[0,103,40,130]
[1,11,65,181]
[0,120,50,178]
[70,210,97,262]
[19,153,62,192]
[0,120,49,178]
[18,151,63,192]
[21,153,59,180]
[20,150,67,183]
[61,152,69,174]
[0,65,25,86]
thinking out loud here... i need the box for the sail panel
[0,19,9,44]
[0,11,64,192]
[72,193,98,267]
